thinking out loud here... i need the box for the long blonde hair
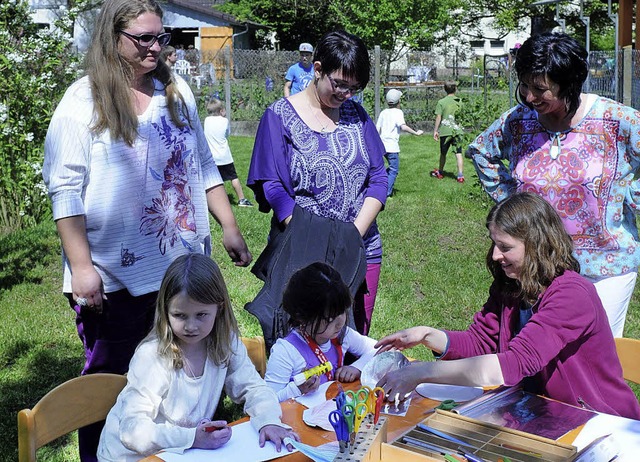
[152,254,240,368]
[85,0,189,146]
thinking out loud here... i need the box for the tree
[218,0,453,54]
[455,0,616,49]
[0,0,86,231]
[218,0,342,50]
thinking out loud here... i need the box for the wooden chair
[241,336,267,378]
[17,373,127,462]
[615,337,640,384]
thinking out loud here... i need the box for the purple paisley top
[468,96,640,278]
[248,98,387,261]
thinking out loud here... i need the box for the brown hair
[486,192,579,302]
[207,98,224,116]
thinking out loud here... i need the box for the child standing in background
[376,89,423,197]
[432,81,465,182]
[265,262,378,402]
[204,99,253,207]
[97,254,297,461]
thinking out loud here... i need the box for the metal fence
[186,47,639,132]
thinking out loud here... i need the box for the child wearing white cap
[284,43,314,97]
[376,89,423,197]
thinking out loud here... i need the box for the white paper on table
[571,413,640,461]
[156,420,298,462]
[303,399,337,431]
[294,380,334,408]
[415,383,484,402]
[381,397,411,417]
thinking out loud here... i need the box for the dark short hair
[514,32,588,118]
[313,30,370,89]
[486,192,579,302]
[443,81,457,94]
[283,262,352,339]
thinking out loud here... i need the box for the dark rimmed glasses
[327,75,361,96]
[119,30,171,48]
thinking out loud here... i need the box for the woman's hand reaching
[374,326,431,353]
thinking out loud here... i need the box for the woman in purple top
[248,30,387,336]
[375,193,640,420]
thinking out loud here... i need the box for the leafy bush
[0,0,82,232]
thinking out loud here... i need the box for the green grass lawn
[1,135,639,461]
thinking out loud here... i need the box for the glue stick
[293,361,333,386]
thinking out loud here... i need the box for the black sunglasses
[119,30,171,48]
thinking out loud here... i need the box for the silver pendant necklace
[307,97,336,133]
[549,132,561,160]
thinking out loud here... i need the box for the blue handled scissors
[328,409,349,452]
[335,390,347,411]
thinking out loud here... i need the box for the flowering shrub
[0,0,83,231]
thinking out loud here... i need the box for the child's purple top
[248,98,387,261]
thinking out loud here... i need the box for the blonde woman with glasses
[43,1,251,459]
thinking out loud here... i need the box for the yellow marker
[293,361,333,386]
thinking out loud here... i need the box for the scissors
[424,399,459,415]
[372,387,385,424]
[341,403,355,435]
[345,388,369,409]
[335,389,347,411]
[328,409,349,452]
[353,402,368,434]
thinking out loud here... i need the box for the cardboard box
[384,409,577,462]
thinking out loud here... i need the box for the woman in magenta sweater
[376,192,640,420]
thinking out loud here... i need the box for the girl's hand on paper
[335,365,360,382]
[298,374,320,395]
[193,419,232,449]
[259,425,300,452]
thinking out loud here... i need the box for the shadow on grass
[1,340,82,461]
[0,221,60,292]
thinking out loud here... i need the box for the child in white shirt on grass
[265,262,377,402]
[376,89,423,197]
[204,98,253,207]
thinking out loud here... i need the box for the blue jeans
[384,152,399,196]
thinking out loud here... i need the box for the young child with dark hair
[264,262,377,402]
[97,254,297,461]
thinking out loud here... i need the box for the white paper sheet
[303,399,338,431]
[156,420,298,462]
[294,380,335,408]
[415,383,484,402]
[571,413,640,461]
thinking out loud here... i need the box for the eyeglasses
[119,30,171,48]
[327,75,361,95]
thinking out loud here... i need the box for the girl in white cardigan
[97,254,298,461]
